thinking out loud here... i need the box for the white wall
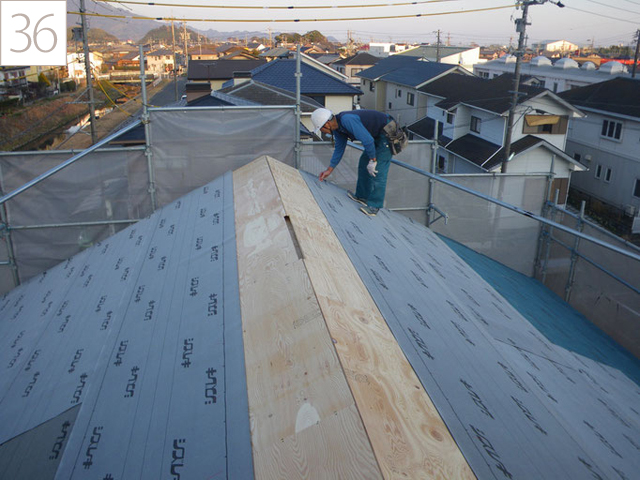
[325,95,354,114]
[565,111,640,210]
[506,148,571,177]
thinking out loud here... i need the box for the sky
[95,0,640,47]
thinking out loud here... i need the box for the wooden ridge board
[266,157,475,479]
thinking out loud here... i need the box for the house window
[396,89,402,98]
[470,116,481,133]
[446,112,454,124]
[389,102,392,109]
[553,82,558,92]
[407,92,415,106]
[605,167,612,183]
[601,119,622,140]
[523,115,568,135]
[437,155,447,173]
[573,153,581,163]
[369,81,375,92]
[634,179,640,198]
[595,164,602,179]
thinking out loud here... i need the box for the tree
[276,32,302,44]
[304,30,326,43]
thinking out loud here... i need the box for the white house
[66,52,103,79]
[398,45,481,73]
[409,73,586,204]
[146,49,175,74]
[532,39,579,54]
[367,43,415,57]
[560,77,640,227]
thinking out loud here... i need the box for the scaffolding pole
[564,201,585,302]
[140,45,157,212]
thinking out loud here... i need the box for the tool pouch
[383,120,409,155]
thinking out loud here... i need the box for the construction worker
[312,107,394,217]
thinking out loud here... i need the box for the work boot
[347,191,367,206]
[360,206,379,217]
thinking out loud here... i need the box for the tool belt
[383,119,409,155]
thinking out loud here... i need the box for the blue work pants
[355,135,392,208]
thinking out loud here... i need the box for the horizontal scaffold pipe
[390,157,640,263]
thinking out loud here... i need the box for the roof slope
[559,77,640,118]
[399,45,475,58]
[332,52,381,66]
[250,58,362,95]
[187,59,267,80]
[218,79,323,112]
[1,157,640,479]
[356,54,423,80]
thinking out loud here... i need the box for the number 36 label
[1,1,66,66]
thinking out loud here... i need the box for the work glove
[367,160,378,177]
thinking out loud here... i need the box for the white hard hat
[311,108,333,135]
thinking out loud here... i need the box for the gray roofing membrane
[1,162,640,479]
[303,172,640,480]
[0,172,252,479]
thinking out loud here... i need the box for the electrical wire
[584,0,640,16]
[69,4,514,23]
[564,5,640,25]
[96,0,462,10]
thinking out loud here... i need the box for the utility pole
[171,20,178,101]
[502,0,564,173]
[79,0,97,144]
[632,29,640,78]
[183,21,189,75]
[435,29,441,62]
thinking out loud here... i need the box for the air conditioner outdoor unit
[624,204,637,217]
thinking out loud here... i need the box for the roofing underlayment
[1,157,640,479]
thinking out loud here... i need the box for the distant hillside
[67,27,119,44]
[67,0,163,41]
[139,25,202,45]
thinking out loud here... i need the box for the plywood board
[268,157,475,480]
[233,157,381,480]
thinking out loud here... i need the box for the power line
[97,0,462,10]
[564,5,640,25]
[69,4,514,23]
[584,0,640,16]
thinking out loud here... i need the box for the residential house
[219,51,260,60]
[216,78,323,136]
[259,47,294,61]
[188,46,219,61]
[332,52,380,86]
[474,55,630,93]
[146,49,175,74]
[532,40,579,55]
[301,43,336,55]
[66,52,104,79]
[113,51,140,70]
[215,44,248,59]
[367,42,415,57]
[0,66,29,99]
[249,54,361,113]
[313,54,342,66]
[246,42,266,52]
[559,77,640,227]
[398,45,481,72]
[356,55,472,126]
[409,73,586,204]
[188,59,267,90]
